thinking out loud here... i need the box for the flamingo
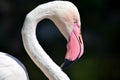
[0,1,84,80]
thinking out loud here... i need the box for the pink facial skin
[65,23,84,61]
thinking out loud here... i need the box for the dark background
[0,0,120,80]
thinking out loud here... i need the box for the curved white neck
[21,1,70,80]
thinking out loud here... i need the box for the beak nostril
[79,36,82,43]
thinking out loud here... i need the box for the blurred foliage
[0,0,120,80]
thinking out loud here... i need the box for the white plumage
[0,52,29,80]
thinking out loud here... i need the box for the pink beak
[61,23,84,70]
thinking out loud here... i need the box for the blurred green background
[0,0,120,80]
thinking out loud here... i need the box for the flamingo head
[49,1,84,70]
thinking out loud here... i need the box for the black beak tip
[60,59,74,70]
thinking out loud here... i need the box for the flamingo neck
[21,1,70,80]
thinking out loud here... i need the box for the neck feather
[21,1,70,80]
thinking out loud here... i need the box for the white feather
[0,52,29,80]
